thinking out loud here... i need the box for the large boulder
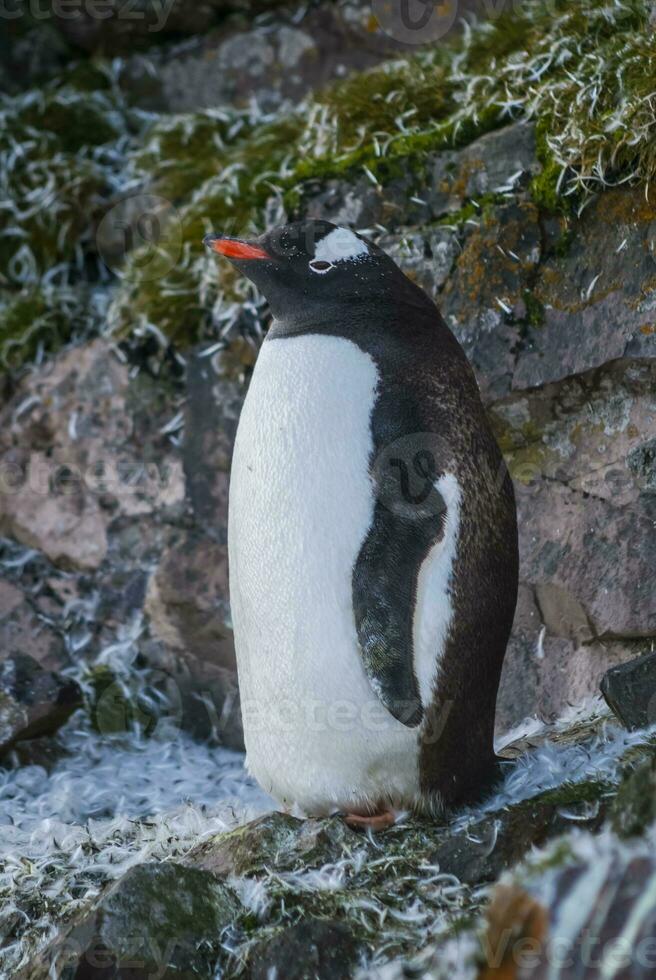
[48,862,241,979]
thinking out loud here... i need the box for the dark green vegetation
[2,0,656,361]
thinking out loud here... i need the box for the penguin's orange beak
[203,234,269,260]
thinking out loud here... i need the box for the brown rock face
[0,578,65,670]
[0,339,183,572]
[0,337,243,747]
[145,530,232,665]
[492,357,656,730]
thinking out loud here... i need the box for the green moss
[94,862,241,976]
[437,192,508,229]
[523,290,545,327]
[133,108,256,203]
[19,89,121,153]
[84,664,162,737]
[112,0,656,351]
[465,6,538,66]
[112,113,304,347]
[0,84,133,286]
[522,838,575,876]
[611,751,656,838]
[0,287,100,372]
[56,60,114,94]
[532,779,613,808]
[316,59,451,151]
[530,116,571,213]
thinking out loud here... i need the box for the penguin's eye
[309,259,334,274]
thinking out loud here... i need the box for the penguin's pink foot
[343,810,396,832]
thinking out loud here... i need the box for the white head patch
[314,227,369,264]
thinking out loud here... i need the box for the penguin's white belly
[228,333,423,815]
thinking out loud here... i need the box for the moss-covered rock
[107,0,656,354]
[60,862,241,979]
[246,919,362,980]
[0,84,133,286]
[189,812,359,877]
[431,779,611,886]
[611,752,656,839]
[0,286,103,371]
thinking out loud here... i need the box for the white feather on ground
[1,681,652,976]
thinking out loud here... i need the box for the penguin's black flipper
[352,491,446,729]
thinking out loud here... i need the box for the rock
[514,186,656,391]
[0,449,108,572]
[138,638,244,748]
[427,121,539,216]
[432,786,607,885]
[117,2,405,113]
[247,920,362,980]
[144,528,232,667]
[491,356,656,729]
[379,227,461,297]
[0,652,81,755]
[601,652,656,730]
[0,578,65,670]
[0,339,184,571]
[145,358,242,742]
[95,568,149,629]
[183,348,243,531]
[51,862,241,979]
[440,200,542,401]
[188,812,358,877]
[611,753,656,838]
[305,175,388,230]
[431,182,656,402]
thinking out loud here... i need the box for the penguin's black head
[203,220,425,323]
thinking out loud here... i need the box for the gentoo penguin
[204,220,518,829]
